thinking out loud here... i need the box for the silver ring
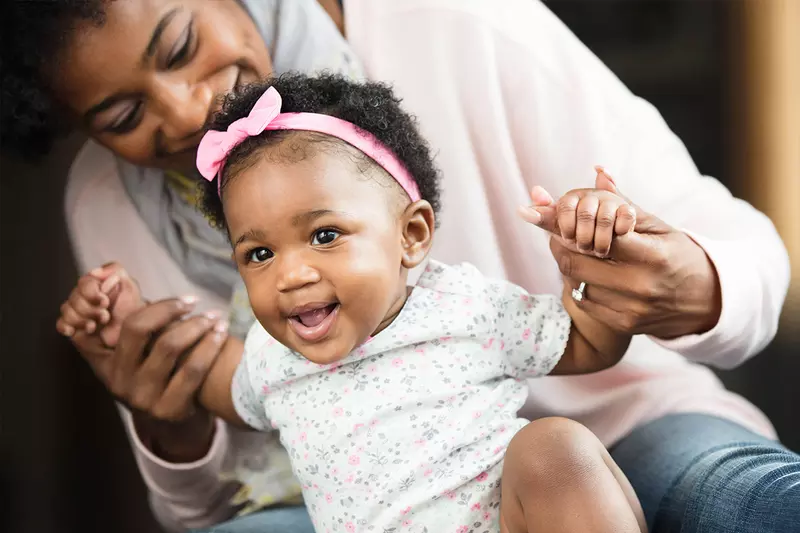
[571,281,587,302]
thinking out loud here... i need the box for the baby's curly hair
[200,73,441,229]
[1,0,109,159]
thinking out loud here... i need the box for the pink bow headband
[196,86,421,202]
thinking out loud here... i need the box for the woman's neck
[317,0,346,36]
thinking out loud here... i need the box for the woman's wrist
[132,408,216,464]
[661,235,723,339]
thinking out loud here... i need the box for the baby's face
[224,149,413,364]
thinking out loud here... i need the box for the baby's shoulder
[415,260,498,301]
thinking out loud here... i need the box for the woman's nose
[154,80,213,140]
[276,257,322,293]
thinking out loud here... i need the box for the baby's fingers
[77,275,111,306]
[614,204,636,235]
[58,301,96,335]
[593,200,619,257]
[69,289,111,327]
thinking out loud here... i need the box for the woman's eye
[312,230,340,246]
[248,248,273,263]
[108,102,144,134]
[167,22,193,68]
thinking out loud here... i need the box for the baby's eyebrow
[291,209,350,227]
[233,228,267,248]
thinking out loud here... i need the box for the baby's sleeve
[489,279,572,378]
[231,322,272,431]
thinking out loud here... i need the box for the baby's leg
[500,417,646,533]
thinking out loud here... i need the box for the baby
[59,74,645,533]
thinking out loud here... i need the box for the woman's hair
[1,1,109,159]
[200,72,441,229]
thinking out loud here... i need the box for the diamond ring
[571,282,587,302]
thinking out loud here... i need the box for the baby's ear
[400,200,435,269]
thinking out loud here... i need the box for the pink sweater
[64,0,789,530]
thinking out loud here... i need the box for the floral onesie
[233,261,571,533]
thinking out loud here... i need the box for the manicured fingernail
[518,206,542,224]
[99,310,111,324]
[595,165,617,185]
[62,325,75,337]
[213,320,229,340]
[85,321,96,334]
[179,295,199,308]
[100,274,120,293]
[204,310,222,320]
[90,267,104,277]
[531,185,554,204]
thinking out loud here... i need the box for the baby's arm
[197,335,248,427]
[198,321,276,431]
[552,286,631,374]
[517,172,635,374]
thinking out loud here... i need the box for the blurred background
[1,1,798,532]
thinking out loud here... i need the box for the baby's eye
[248,247,274,263]
[311,229,340,246]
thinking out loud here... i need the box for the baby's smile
[287,302,340,343]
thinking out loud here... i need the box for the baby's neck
[369,285,414,338]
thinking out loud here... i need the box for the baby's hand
[56,263,144,347]
[518,167,636,257]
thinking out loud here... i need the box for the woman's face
[54,0,272,173]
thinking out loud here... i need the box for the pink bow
[196,87,283,181]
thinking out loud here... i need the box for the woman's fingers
[519,186,558,231]
[128,313,219,411]
[113,297,198,393]
[574,195,600,253]
[153,321,230,422]
[550,238,652,296]
[518,204,558,233]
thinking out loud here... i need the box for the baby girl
[59,73,645,533]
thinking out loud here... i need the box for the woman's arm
[64,142,243,530]
[348,0,789,368]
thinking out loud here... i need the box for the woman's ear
[400,200,435,269]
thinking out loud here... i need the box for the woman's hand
[522,168,722,340]
[67,296,230,462]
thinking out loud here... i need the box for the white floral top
[232,261,571,533]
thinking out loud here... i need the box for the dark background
[2,2,798,532]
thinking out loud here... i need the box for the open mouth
[288,303,340,343]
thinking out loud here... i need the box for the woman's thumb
[594,166,619,194]
[89,262,125,280]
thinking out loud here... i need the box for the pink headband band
[196,86,421,202]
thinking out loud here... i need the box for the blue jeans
[610,413,800,533]
[197,414,800,533]
[192,506,314,533]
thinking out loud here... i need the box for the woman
[3,1,797,532]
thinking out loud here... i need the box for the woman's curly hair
[201,72,441,229]
[1,1,109,159]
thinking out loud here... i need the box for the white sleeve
[231,322,273,431]
[489,280,570,378]
[65,142,240,530]
[492,0,790,368]
[351,0,789,369]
